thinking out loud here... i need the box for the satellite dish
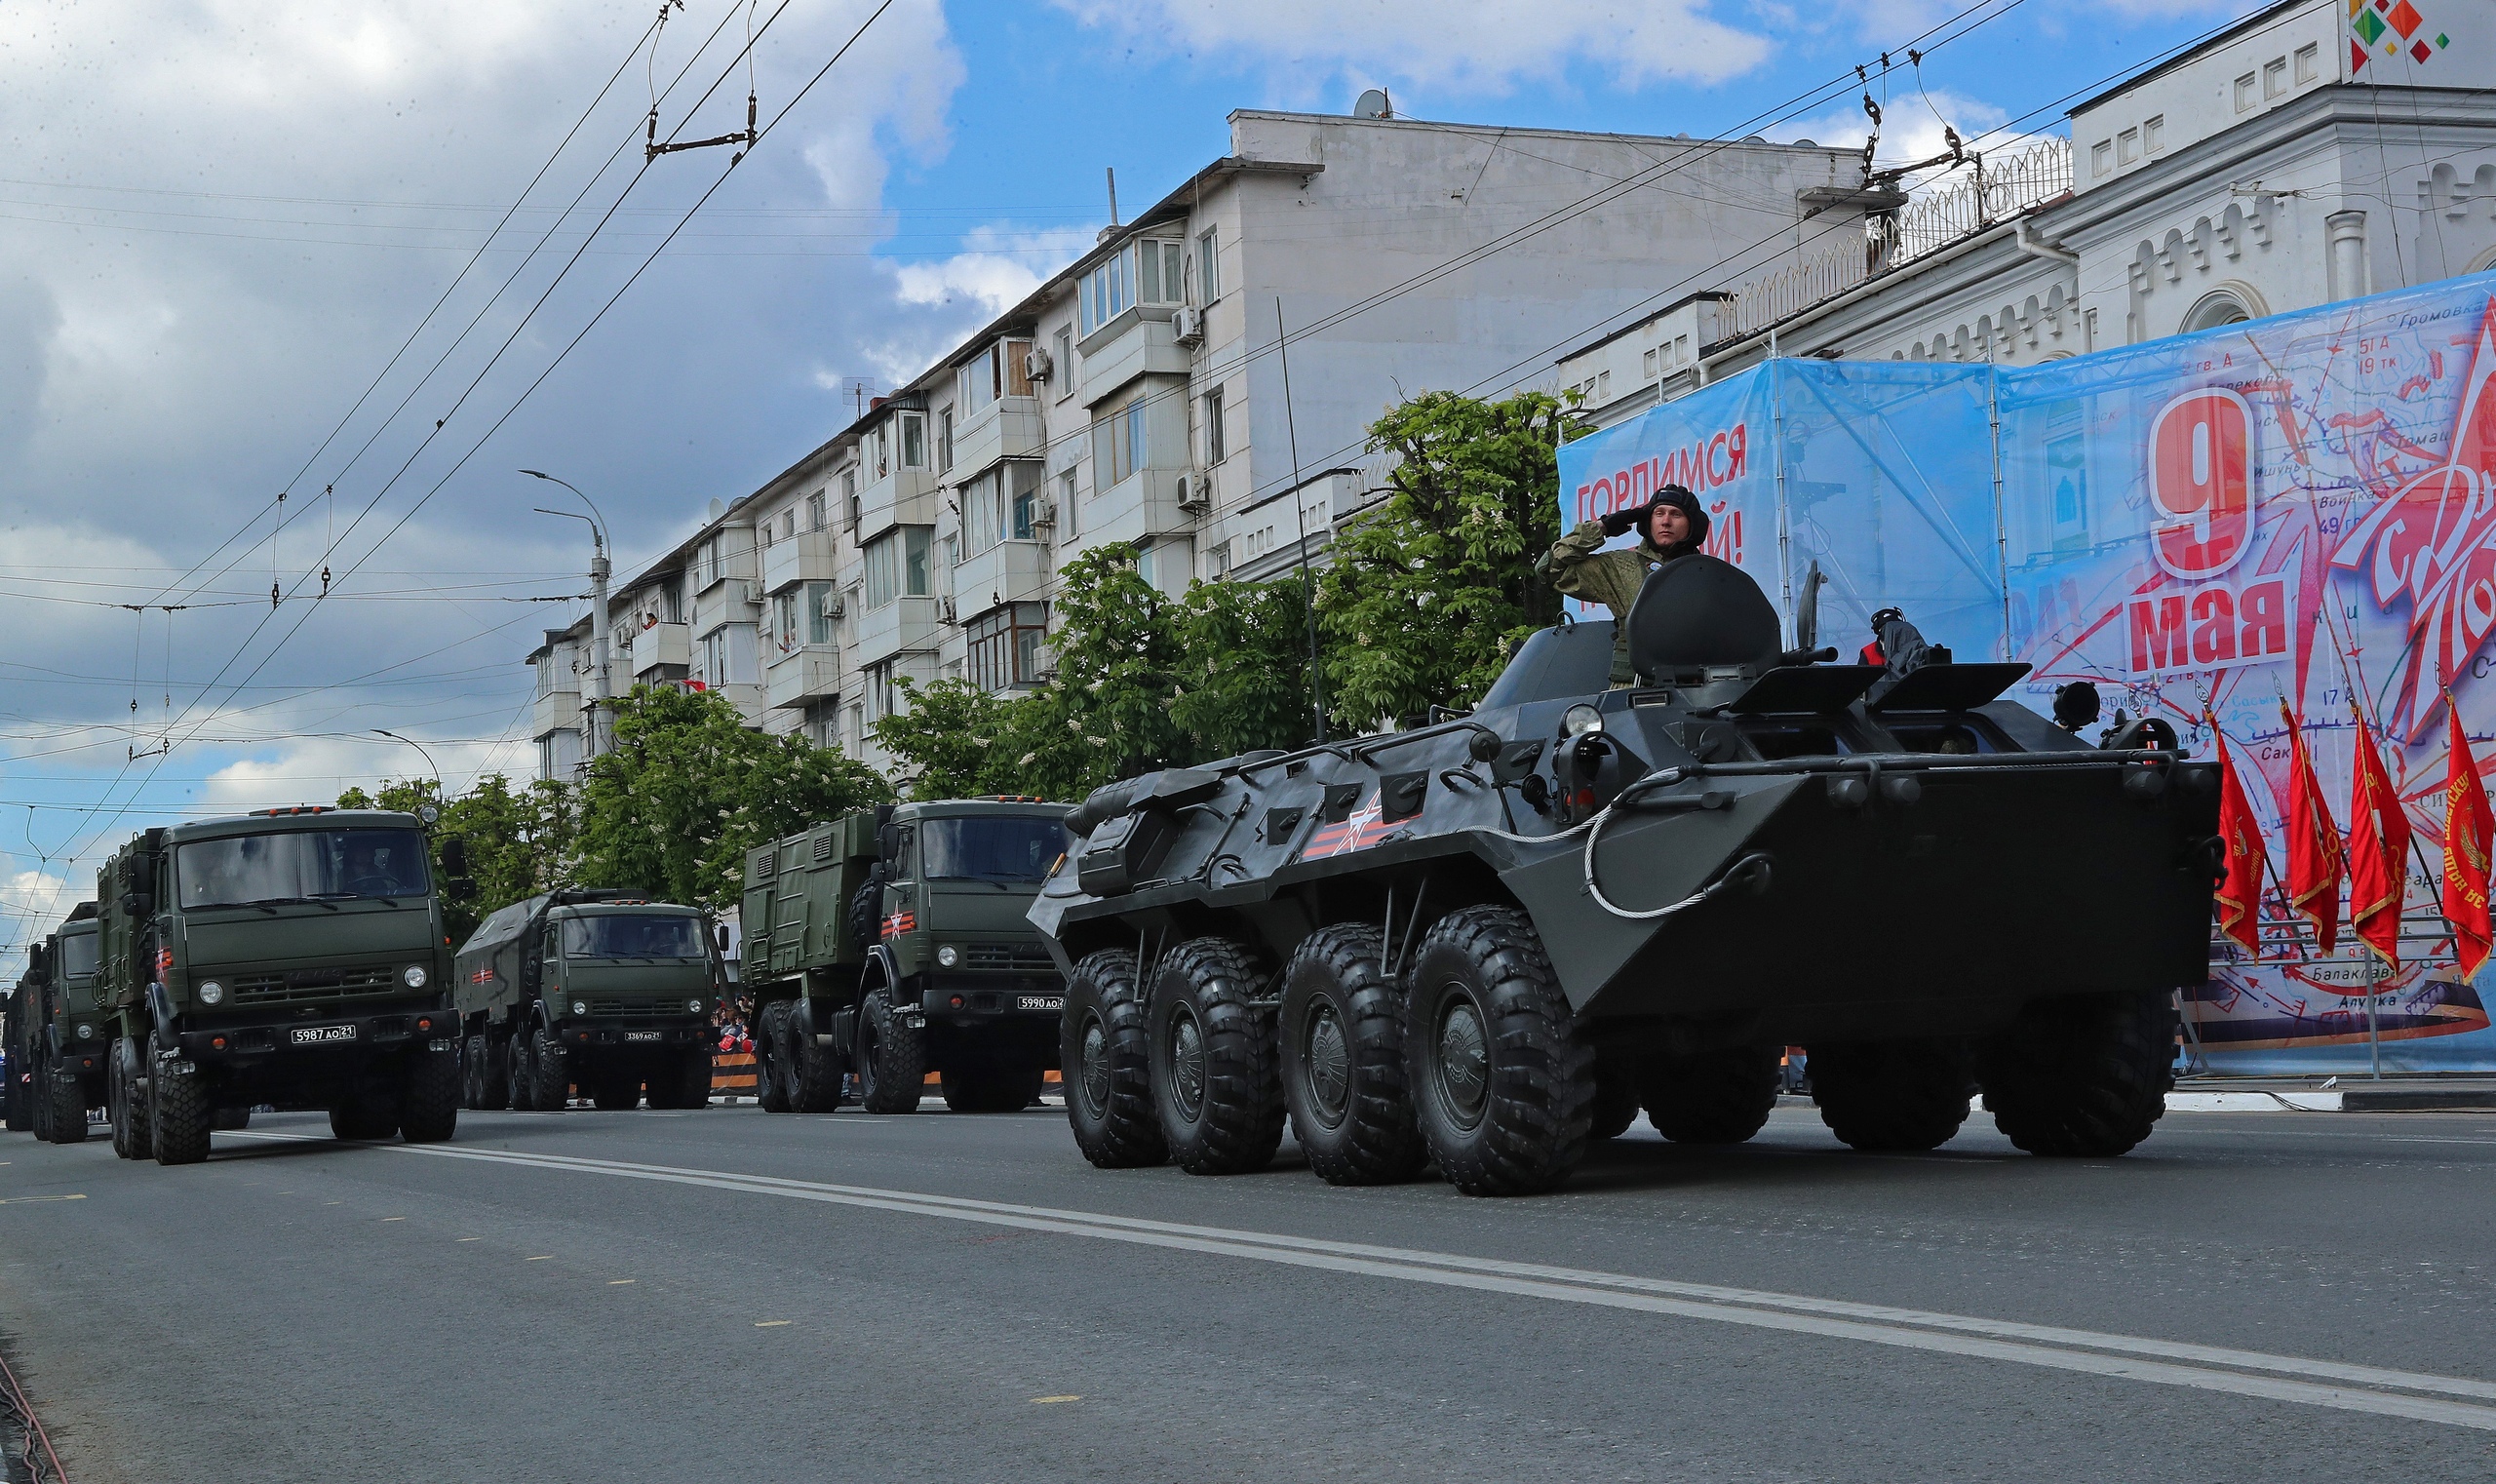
[708,497,725,521]
[1354,88,1390,120]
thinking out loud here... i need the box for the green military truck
[4,944,42,1136]
[453,890,718,1113]
[98,806,464,1163]
[9,906,107,1144]
[743,799,1072,1114]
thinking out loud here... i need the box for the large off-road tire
[789,1009,844,1113]
[1402,906,1596,1197]
[528,1028,570,1112]
[757,1001,796,1113]
[854,989,925,1114]
[1589,1064,1642,1141]
[1148,937,1284,1176]
[668,1044,714,1109]
[1639,1045,1782,1145]
[109,1035,152,1160]
[25,1060,49,1140]
[941,1064,1044,1113]
[331,1074,404,1141]
[478,1034,512,1111]
[1809,1038,1971,1152]
[1979,990,2174,1157]
[211,1106,251,1131]
[1278,924,1424,1185]
[402,1044,461,1143]
[150,1055,214,1165]
[589,1069,642,1112]
[1061,949,1164,1168]
[45,1072,91,1145]
[505,1034,538,1111]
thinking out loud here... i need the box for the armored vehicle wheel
[1979,991,2173,1157]
[1402,906,1596,1197]
[1638,1046,1781,1145]
[789,1020,843,1113]
[1278,924,1424,1186]
[45,1073,90,1145]
[1062,949,1164,1169]
[854,989,925,1114]
[403,1044,461,1143]
[757,1001,795,1113]
[528,1028,571,1111]
[1148,937,1284,1177]
[1809,1039,1970,1152]
[211,1107,251,1131]
[1589,1065,1642,1141]
[150,1055,214,1165]
[109,1036,152,1160]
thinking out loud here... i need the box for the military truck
[453,890,718,1112]
[13,906,108,1144]
[4,953,37,1136]
[742,800,1072,1114]
[97,806,465,1163]
[1032,558,2224,1195]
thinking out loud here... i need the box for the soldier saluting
[1538,484,1709,686]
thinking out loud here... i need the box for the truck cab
[35,909,105,1142]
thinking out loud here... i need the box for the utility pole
[524,470,614,759]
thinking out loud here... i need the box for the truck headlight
[935,944,959,968]
[403,965,429,989]
[75,1023,95,1040]
[197,980,225,1006]
[572,1000,588,1016]
[686,998,704,1015]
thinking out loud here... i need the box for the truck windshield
[561,915,706,959]
[58,933,98,977]
[919,816,1067,883]
[176,829,432,908]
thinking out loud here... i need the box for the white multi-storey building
[535,104,1898,779]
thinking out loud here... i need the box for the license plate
[291,1025,357,1045]
[1018,996,1065,1013]
[624,1031,662,1042]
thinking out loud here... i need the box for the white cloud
[892,224,1099,317]
[1768,87,2016,167]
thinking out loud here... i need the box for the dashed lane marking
[526,1255,552,1261]
[755,1320,792,1328]
[381,1216,406,1222]
[456,1237,482,1242]
[1031,1396,1080,1404]
[608,1279,636,1285]
[0,1194,86,1205]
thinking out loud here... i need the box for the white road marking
[317,1136,2496,1433]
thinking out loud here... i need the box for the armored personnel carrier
[1032,556,2221,1195]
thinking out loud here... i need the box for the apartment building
[1561,0,2496,425]
[534,105,1883,780]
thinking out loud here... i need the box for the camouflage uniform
[1540,519,1673,686]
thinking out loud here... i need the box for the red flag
[2348,714,2412,967]
[2210,728,2269,959]
[2282,702,2344,955]
[2441,700,2494,978]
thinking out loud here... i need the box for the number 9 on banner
[2149,387,2256,580]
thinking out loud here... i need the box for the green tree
[1168,573,1317,759]
[871,676,1014,801]
[571,683,889,909]
[336,773,575,943]
[1315,388,1576,730]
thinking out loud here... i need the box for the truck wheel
[1278,924,1424,1185]
[460,1036,484,1109]
[528,1028,571,1111]
[590,1072,641,1112]
[109,1035,152,1160]
[789,1016,843,1113]
[1978,991,2173,1157]
[150,1055,214,1165]
[1589,1064,1642,1141]
[757,1001,795,1113]
[24,1060,47,1140]
[45,1073,90,1145]
[480,1034,512,1112]
[1402,906,1596,1196]
[1638,1046,1781,1145]
[331,1076,404,1141]
[505,1035,538,1111]
[211,1107,251,1131]
[668,1044,714,1109]
[402,1045,461,1142]
[1062,949,1165,1169]
[854,989,925,1114]
[1809,1039,1970,1152]
[1148,937,1284,1176]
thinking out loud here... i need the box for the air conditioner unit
[1023,347,1053,382]
[938,596,958,625]
[1175,471,1210,513]
[1030,499,1057,531]
[1171,306,1204,345]
[821,590,845,620]
[738,581,762,606]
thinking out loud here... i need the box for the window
[2234,72,2256,111]
[2091,139,2112,177]
[2295,43,2319,85]
[2263,57,2285,98]
[874,424,888,478]
[806,491,825,530]
[1093,395,1149,487]
[937,408,955,472]
[1059,468,1078,537]
[535,655,555,697]
[898,411,926,469]
[960,463,1042,554]
[965,602,1047,691]
[847,702,865,755]
[664,582,683,624]
[864,527,932,606]
[2117,128,2139,166]
[781,510,796,540]
[759,519,774,550]
[957,340,1034,416]
[176,828,430,908]
[2143,115,2164,154]
[1052,328,1072,400]
[919,813,1064,880]
[1079,242,1183,334]
[843,469,859,527]
[698,539,720,588]
[803,699,838,750]
[865,662,894,720]
[563,914,705,959]
[1196,227,1220,304]
[1643,347,1658,379]
[1138,240,1183,305]
[1204,386,1227,464]
[1012,481,1036,541]
[806,581,834,644]
[772,590,799,653]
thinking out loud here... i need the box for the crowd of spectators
[712,994,755,1055]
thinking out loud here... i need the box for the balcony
[855,466,939,544]
[954,539,1051,612]
[949,397,1045,480]
[850,595,940,668]
[760,528,838,594]
[531,688,583,742]
[1079,467,1198,549]
[1077,310,1190,406]
[628,621,690,678]
[765,644,842,710]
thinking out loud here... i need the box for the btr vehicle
[98,806,464,1163]
[10,906,107,1144]
[1033,556,2222,1195]
[742,800,1072,1114]
[453,890,719,1112]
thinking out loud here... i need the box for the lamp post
[523,470,613,759]
[371,728,443,808]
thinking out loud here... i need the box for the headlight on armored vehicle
[403,964,429,990]
[1562,703,1605,736]
[572,1000,588,1017]
[686,998,704,1014]
[75,1023,95,1040]
[197,980,225,1006]
[935,944,959,968]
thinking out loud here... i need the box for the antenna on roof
[1106,167,1120,228]
[1353,88,1391,120]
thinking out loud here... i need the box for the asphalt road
[6,1099,2496,1484]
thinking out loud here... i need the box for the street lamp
[372,728,443,816]
[523,469,613,760]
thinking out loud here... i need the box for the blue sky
[0,0,2264,956]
